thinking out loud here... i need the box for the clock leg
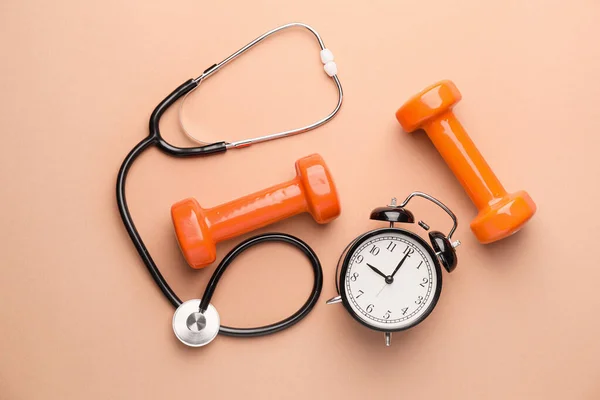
[385,332,392,347]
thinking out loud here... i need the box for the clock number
[350,272,359,281]
[356,255,364,264]
[369,245,380,256]
[419,277,429,287]
[383,310,392,320]
[401,307,408,315]
[366,304,374,313]
[403,246,415,256]
[415,295,423,304]
[387,242,396,252]
[416,261,423,269]
[356,290,364,298]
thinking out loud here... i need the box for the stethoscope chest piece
[173,299,220,347]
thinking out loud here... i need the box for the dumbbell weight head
[470,190,537,244]
[171,198,215,269]
[395,79,462,132]
[295,153,341,224]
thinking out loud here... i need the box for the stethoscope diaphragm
[173,299,220,347]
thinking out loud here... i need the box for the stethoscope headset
[116,23,343,346]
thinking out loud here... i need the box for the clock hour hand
[366,263,387,280]
[390,253,410,278]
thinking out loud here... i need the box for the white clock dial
[342,230,440,331]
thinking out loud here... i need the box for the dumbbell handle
[424,110,507,210]
[204,178,306,242]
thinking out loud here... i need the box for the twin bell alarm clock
[327,192,461,346]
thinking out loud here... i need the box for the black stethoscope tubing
[202,233,322,337]
[116,79,323,337]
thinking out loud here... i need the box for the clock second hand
[376,282,387,297]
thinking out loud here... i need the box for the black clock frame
[337,227,444,333]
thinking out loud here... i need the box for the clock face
[340,229,442,332]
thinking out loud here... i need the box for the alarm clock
[326,192,461,346]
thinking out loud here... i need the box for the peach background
[1,0,600,399]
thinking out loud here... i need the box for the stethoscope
[116,23,343,347]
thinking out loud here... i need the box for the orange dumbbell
[395,80,536,244]
[171,154,341,269]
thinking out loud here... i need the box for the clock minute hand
[390,253,410,278]
[366,263,387,280]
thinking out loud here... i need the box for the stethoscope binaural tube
[116,22,342,345]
